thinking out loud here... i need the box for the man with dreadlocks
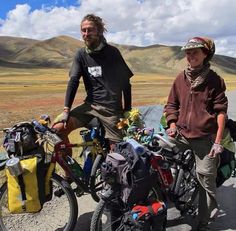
[53,14,133,149]
[164,37,228,231]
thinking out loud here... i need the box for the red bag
[132,200,166,220]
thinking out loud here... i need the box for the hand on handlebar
[61,110,69,125]
[166,127,177,137]
[166,122,177,138]
[53,109,70,128]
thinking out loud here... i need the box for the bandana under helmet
[181,37,215,62]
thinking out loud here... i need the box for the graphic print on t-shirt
[88,66,102,77]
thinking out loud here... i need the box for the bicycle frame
[31,118,108,199]
[50,139,106,193]
[139,131,199,215]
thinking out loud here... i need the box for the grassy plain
[1,67,236,150]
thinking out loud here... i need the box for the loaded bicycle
[90,131,199,231]
[0,116,109,231]
[148,132,198,216]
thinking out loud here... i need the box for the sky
[0,0,236,58]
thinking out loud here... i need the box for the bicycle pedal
[54,188,65,197]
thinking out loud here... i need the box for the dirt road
[73,176,236,231]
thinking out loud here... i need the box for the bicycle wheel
[90,154,105,202]
[90,186,166,231]
[0,173,78,231]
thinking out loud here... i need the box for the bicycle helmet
[181,36,215,62]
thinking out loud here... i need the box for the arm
[165,80,180,127]
[209,76,228,157]
[115,47,133,112]
[64,76,80,109]
[212,77,228,144]
[164,74,183,137]
[123,81,132,111]
[215,112,226,144]
[64,51,82,109]
[208,112,226,157]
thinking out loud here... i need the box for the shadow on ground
[75,211,93,231]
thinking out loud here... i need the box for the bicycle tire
[90,154,105,202]
[90,186,166,231]
[174,168,185,195]
[173,167,199,215]
[0,173,78,231]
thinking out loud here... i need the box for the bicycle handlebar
[32,120,62,145]
[152,133,179,154]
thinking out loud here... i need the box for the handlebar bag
[3,122,39,156]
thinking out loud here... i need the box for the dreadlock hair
[81,14,107,36]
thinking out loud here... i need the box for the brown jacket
[165,70,228,138]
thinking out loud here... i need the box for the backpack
[3,121,55,213]
[101,139,153,206]
[226,119,236,141]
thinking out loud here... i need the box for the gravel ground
[75,177,236,231]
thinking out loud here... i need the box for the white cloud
[0,4,83,39]
[0,0,236,57]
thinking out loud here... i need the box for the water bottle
[83,155,93,180]
[66,156,83,178]
[126,138,145,155]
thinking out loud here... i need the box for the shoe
[197,222,210,231]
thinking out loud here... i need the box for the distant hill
[0,35,236,75]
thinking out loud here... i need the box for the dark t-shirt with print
[65,44,133,111]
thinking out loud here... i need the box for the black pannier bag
[101,140,154,206]
[226,119,236,141]
[3,122,40,156]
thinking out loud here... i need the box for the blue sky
[0,0,79,18]
[0,0,236,58]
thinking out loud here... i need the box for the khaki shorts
[70,102,123,143]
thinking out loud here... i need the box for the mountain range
[0,35,236,75]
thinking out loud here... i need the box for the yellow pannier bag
[6,156,55,213]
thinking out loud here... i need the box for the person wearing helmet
[164,37,228,231]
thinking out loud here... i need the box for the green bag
[216,128,236,187]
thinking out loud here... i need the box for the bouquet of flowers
[117,108,145,140]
